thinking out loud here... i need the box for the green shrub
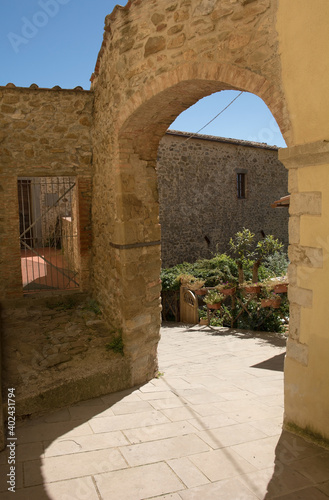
[161,254,239,292]
[160,242,289,333]
[160,268,181,291]
[262,251,289,277]
[106,334,124,355]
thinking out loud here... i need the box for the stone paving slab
[1,323,329,499]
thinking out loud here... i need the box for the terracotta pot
[195,288,208,296]
[274,284,288,294]
[261,298,281,309]
[221,287,236,296]
[207,302,221,310]
[199,318,209,325]
[243,285,261,294]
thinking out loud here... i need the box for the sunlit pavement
[1,324,329,499]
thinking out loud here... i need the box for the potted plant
[262,277,288,294]
[216,282,236,296]
[241,282,262,294]
[260,284,282,308]
[273,277,288,294]
[179,274,205,292]
[261,291,282,309]
[179,274,195,286]
[198,307,209,325]
[205,289,224,309]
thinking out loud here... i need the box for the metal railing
[18,177,79,293]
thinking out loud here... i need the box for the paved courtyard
[1,324,329,499]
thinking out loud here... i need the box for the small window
[237,173,246,199]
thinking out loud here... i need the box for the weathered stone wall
[1,294,131,418]
[158,131,288,267]
[0,86,93,298]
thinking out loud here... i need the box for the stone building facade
[157,130,288,267]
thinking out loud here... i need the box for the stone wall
[0,85,93,298]
[1,294,131,418]
[157,131,288,267]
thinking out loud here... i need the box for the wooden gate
[180,286,199,324]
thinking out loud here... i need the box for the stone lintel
[279,140,329,169]
[289,192,322,216]
[286,338,309,366]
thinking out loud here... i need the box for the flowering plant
[205,290,224,305]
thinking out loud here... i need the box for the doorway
[18,176,80,293]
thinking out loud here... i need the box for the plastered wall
[277,0,329,441]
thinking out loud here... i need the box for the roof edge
[0,84,91,93]
[165,129,280,151]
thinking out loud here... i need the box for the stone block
[39,353,72,369]
[289,192,322,216]
[288,168,298,193]
[151,13,165,26]
[288,303,301,340]
[288,216,300,244]
[144,37,166,57]
[125,313,152,331]
[288,244,323,269]
[193,0,217,17]
[288,285,313,309]
[174,9,190,22]
[287,262,297,286]
[279,140,329,169]
[286,338,309,366]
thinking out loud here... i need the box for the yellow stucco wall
[277,1,329,440]
[277,0,329,146]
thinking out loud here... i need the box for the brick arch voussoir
[118,61,289,149]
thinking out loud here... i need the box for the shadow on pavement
[263,430,329,499]
[251,352,285,372]
[0,387,140,499]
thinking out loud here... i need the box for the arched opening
[107,70,289,385]
[169,90,287,148]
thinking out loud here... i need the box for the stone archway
[91,0,329,443]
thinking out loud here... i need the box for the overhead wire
[167,90,244,150]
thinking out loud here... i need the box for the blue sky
[0,0,286,147]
